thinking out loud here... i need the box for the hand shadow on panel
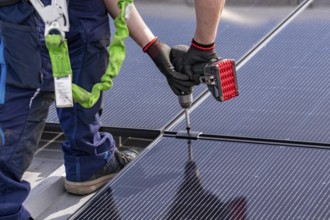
[165,140,247,220]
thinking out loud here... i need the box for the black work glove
[170,45,189,73]
[144,37,194,96]
[172,39,219,85]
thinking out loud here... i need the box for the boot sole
[65,173,116,195]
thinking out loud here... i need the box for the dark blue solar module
[46,3,295,130]
[71,137,330,220]
[67,2,330,219]
[171,4,330,143]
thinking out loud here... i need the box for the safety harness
[33,0,132,108]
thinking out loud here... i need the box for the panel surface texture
[71,137,330,220]
[47,3,295,130]
[171,1,330,143]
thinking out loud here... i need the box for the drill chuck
[178,93,192,109]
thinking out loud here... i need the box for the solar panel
[38,1,330,219]
[46,3,296,130]
[68,2,330,219]
[70,137,330,219]
[171,3,330,143]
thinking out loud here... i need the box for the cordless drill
[176,57,239,134]
[194,57,238,102]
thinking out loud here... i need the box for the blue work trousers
[0,2,54,219]
[47,0,116,181]
[55,14,116,181]
[0,0,116,219]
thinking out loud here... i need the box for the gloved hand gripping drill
[143,37,195,96]
[170,40,239,134]
[144,37,196,133]
[170,45,201,133]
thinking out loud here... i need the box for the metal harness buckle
[29,0,69,39]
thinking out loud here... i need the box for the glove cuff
[191,38,215,51]
[143,36,158,53]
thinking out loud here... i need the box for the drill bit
[178,93,192,135]
[184,108,191,134]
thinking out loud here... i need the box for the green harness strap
[46,0,132,108]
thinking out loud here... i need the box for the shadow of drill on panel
[165,140,247,220]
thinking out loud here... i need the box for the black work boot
[64,148,138,195]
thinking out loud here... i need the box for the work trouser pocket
[0,20,41,89]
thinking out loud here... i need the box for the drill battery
[200,58,239,102]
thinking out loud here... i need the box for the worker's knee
[0,10,43,176]
[10,91,55,177]
[0,91,33,179]
[0,89,53,179]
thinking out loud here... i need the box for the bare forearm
[194,0,225,44]
[104,0,155,48]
